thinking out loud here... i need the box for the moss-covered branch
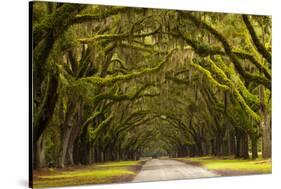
[180,12,271,90]
[242,15,271,64]
[208,57,260,106]
[88,114,113,141]
[74,49,175,86]
[172,29,271,81]
[71,7,143,24]
[189,60,229,91]
[190,58,260,121]
[234,51,271,80]
[92,83,157,104]
[33,4,86,48]
[208,57,260,121]
[81,112,101,129]
[78,26,161,44]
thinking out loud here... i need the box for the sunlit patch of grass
[38,169,135,179]
[33,160,143,188]
[176,156,272,174]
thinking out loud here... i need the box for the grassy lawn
[33,160,144,188]
[176,156,272,176]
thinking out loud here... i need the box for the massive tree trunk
[262,114,271,158]
[260,85,272,158]
[59,128,72,168]
[79,123,91,164]
[33,72,58,169]
[67,125,80,165]
[67,100,83,165]
[58,101,76,168]
[34,135,45,169]
[33,71,59,143]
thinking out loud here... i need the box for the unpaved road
[132,159,219,182]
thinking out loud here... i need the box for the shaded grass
[95,161,140,168]
[176,156,271,176]
[33,160,144,188]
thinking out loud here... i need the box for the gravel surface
[132,159,219,182]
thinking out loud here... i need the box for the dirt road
[132,159,219,182]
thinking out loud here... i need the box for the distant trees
[32,2,271,169]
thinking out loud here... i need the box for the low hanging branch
[74,48,176,86]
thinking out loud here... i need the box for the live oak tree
[32,2,271,169]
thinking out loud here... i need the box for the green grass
[38,169,134,179]
[33,160,143,188]
[176,156,272,174]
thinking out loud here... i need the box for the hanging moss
[73,49,175,86]
[119,42,155,54]
[78,26,160,44]
[180,12,271,90]
[72,7,133,24]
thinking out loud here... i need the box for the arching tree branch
[242,15,271,64]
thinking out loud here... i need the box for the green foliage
[32,2,271,177]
